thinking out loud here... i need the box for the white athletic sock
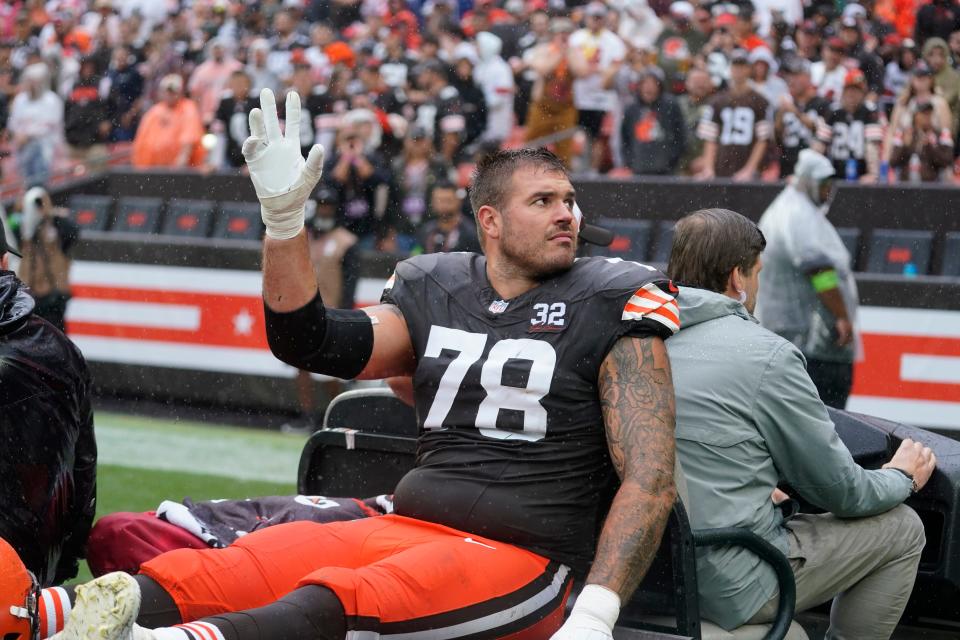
[38,587,73,638]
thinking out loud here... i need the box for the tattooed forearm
[599,336,675,478]
[587,335,676,601]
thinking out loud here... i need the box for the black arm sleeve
[264,291,374,379]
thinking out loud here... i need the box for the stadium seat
[942,233,960,277]
[298,389,802,640]
[113,197,164,234]
[323,388,418,437]
[68,194,113,232]
[864,229,934,275]
[650,222,676,265]
[215,201,264,241]
[835,227,860,269]
[298,388,417,498]
[161,199,215,238]
[595,219,653,262]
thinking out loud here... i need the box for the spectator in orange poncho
[131,74,205,168]
[875,0,919,38]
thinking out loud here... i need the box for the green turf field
[73,411,305,583]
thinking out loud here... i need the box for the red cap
[325,41,356,68]
[843,68,866,89]
[715,12,736,27]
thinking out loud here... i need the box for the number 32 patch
[529,302,567,333]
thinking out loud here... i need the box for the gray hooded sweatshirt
[666,286,912,629]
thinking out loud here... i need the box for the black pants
[806,358,853,409]
[577,109,606,138]
[135,577,346,640]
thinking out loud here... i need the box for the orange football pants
[140,515,573,639]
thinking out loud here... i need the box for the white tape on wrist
[572,584,621,630]
[262,206,305,240]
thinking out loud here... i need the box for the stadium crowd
[1,0,960,244]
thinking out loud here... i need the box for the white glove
[242,89,326,240]
[551,584,621,640]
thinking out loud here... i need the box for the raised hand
[242,89,325,240]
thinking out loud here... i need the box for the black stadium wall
[55,171,960,274]
[40,171,960,427]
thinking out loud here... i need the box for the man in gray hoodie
[665,208,935,638]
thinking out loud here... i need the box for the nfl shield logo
[489,299,510,314]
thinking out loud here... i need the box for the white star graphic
[233,309,255,336]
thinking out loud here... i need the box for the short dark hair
[468,148,568,215]
[667,208,766,293]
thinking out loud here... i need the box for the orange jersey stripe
[647,305,680,327]
[624,300,680,326]
[631,286,674,303]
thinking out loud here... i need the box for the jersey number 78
[421,325,557,441]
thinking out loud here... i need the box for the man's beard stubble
[499,216,577,282]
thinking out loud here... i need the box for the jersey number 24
[422,325,557,441]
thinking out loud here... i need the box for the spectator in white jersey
[474,31,515,146]
[8,63,62,188]
[569,1,627,173]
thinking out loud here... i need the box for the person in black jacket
[104,46,144,143]
[213,70,258,168]
[449,51,488,152]
[322,117,398,246]
[0,228,96,587]
[620,66,686,175]
[64,57,110,173]
[915,0,960,47]
[412,61,472,163]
